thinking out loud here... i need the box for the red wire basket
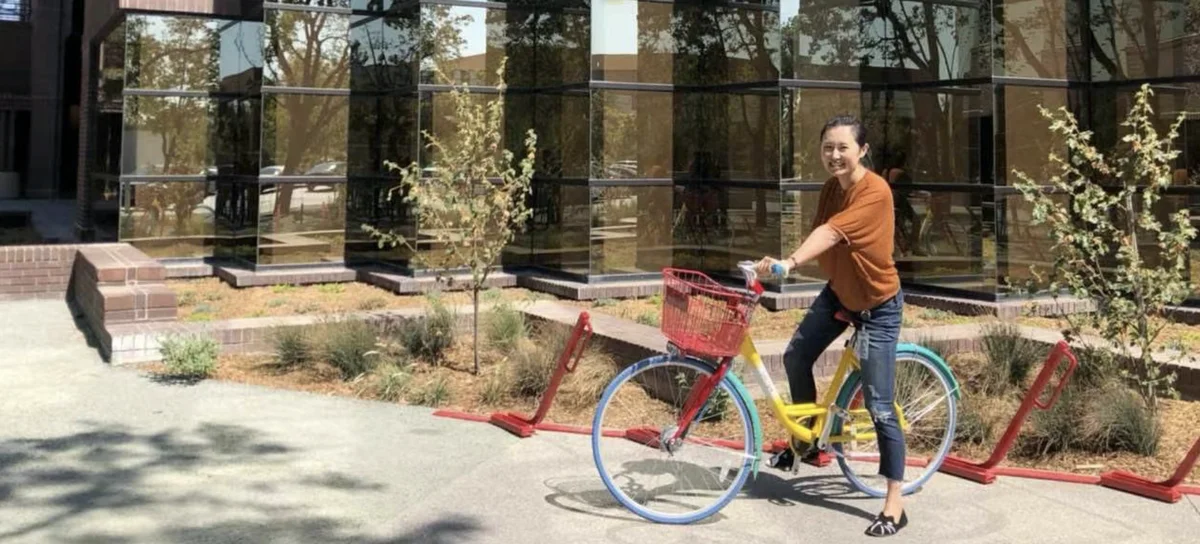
[660,268,759,358]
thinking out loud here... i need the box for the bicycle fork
[669,356,735,447]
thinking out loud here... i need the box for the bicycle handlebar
[736,260,787,295]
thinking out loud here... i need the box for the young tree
[364,58,537,374]
[1012,83,1197,408]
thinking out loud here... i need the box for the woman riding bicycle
[754,115,908,537]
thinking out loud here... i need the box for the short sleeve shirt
[812,170,900,312]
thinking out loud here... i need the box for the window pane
[218,20,265,93]
[536,6,591,86]
[591,89,673,179]
[262,94,349,176]
[265,9,351,89]
[1001,85,1068,185]
[126,15,218,90]
[258,183,347,265]
[122,96,213,176]
[673,185,781,276]
[97,23,126,105]
[895,188,992,292]
[1090,0,1200,81]
[348,95,417,177]
[888,0,989,82]
[783,87,861,182]
[418,91,508,169]
[213,97,262,176]
[590,186,673,274]
[516,90,589,180]
[526,182,590,275]
[781,0,889,82]
[591,0,671,83]
[215,181,259,262]
[120,181,216,258]
[876,85,990,184]
[994,0,1078,79]
[781,189,823,285]
[676,90,780,182]
[1091,83,1200,182]
[345,180,413,266]
[420,5,510,86]
[276,0,351,9]
[999,192,1061,294]
[350,13,418,92]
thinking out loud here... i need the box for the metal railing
[0,1,30,23]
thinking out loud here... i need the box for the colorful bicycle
[591,261,961,524]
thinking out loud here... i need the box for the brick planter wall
[0,245,90,301]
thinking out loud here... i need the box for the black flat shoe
[865,510,908,537]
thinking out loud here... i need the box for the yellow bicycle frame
[735,332,910,447]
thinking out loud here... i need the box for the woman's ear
[860,143,870,160]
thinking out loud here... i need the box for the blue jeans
[782,285,906,482]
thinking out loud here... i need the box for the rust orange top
[812,170,900,312]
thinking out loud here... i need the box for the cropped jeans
[782,285,906,482]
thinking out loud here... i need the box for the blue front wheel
[591,355,756,524]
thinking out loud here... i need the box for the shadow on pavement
[741,471,877,522]
[0,420,424,543]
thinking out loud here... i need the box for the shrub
[374,364,411,402]
[980,322,1046,394]
[510,338,556,398]
[636,311,660,327]
[401,294,457,363]
[323,320,379,379]
[559,356,618,410]
[1071,345,1123,390]
[159,334,219,378]
[955,396,994,446]
[272,327,313,367]
[480,369,509,405]
[1082,384,1161,456]
[486,300,527,350]
[411,375,450,406]
[358,297,387,311]
[1017,386,1085,457]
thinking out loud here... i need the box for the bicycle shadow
[740,470,878,522]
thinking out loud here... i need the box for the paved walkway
[0,299,1197,543]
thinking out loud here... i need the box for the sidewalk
[0,299,1196,543]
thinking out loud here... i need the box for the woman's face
[821,125,867,178]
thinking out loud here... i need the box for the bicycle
[591,261,961,524]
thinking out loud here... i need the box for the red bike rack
[489,311,594,438]
[940,340,1080,484]
[1099,436,1200,502]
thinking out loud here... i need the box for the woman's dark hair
[819,115,867,148]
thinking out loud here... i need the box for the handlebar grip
[770,263,786,277]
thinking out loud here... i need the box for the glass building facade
[85,0,1200,302]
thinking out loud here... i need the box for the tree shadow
[0,421,424,543]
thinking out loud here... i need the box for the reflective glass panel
[348,95,418,177]
[257,182,348,265]
[781,189,824,285]
[591,89,673,179]
[1089,0,1200,81]
[261,94,350,176]
[875,85,990,184]
[782,87,861,182]
[119,181,217,258]
[1091,83,1200,182]
[419,5,511,86]
[780,0,889,82]
[527,182,590,275]
[121,96,213,176]
[673,185,781,276]
[887,0,989,82]
[535,6,591,86]
[590,186,674,274]
[213,97,262,176]
[998,191,1061,293]
[894,188,992,292]
[1001,85,1067,185]
[994,0,1075,79]
[217,20,265,93]
[215,181,259,262]
[264,8,351,89]
[418,91,508,169]
[345,180,413,266]
[126,15,218,90]
[350,13,418,91]
[676,90,780,182]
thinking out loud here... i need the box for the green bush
[1070,345,1123,390]
[401,295,457,363]
[358,297,387,311]
[1082,384,1161,456]
[955,396,994,446]
[159,334,219,378]
[323,320,379,379]
[980,322,1046,394]
[486,300,527,350]
[374,364,411,402]
[272,326,313,367]
[510,338,555,398]
[1017,386,1085,457]
[480,369,509,405]
[411,375,450,406]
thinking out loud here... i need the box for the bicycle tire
[830,350,958,498]
[591,355,756,524]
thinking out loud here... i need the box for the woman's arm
[755,224,843,275]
